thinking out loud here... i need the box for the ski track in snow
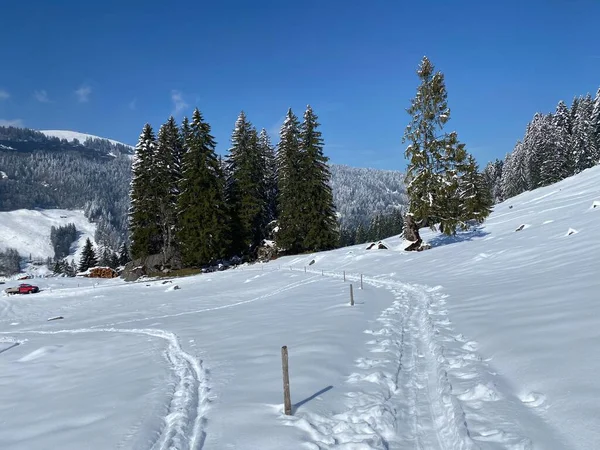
[0,327,209,450]
[92,274,321,329]
[281,268,540,449]
[0,274,323,449]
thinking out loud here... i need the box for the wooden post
[281,346,292,415]
[360,274,363,290]
[343,270,346,282]
[350,284,354,306]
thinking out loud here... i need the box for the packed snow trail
[0,328,209,450]
[280,267,562,449]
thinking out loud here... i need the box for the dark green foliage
[118,242,130,266]
[298,106,339,251]
[176,109,230,267]
[276,109,305,253]
[403,57,490,237]
[50,223,77,260]
[225,112,267,255]
[129,124,161,259]
[154,117,184,260]
[258,129,278,225]
[78,238,97,272]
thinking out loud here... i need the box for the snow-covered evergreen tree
[154,116,184,261]
[176,108,229,267]
[403,56,490,242]
[78,238,97,272]
[225,112,267,256]
[129,124,160,259]
[299,105,339,251]
[258,128,278,225]
[572,94,596,172]
[276,109,304,253]
[118,242,130,266]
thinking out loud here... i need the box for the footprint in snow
[462,341,479,351]
[457,382,501,402]
[519,391,547,408]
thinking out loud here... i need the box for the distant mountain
[40,130,133,150]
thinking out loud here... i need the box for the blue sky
[1,0,599,170]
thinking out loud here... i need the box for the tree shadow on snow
[427,227,489,249]
[293,385,334,413]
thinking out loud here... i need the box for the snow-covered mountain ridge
[39,130,133,149]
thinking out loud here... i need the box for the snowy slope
[0,209,96,262]
[39,130,133,149]
[0,166,599,449]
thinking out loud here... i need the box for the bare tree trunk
[403,214,422,251]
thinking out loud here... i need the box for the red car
[4,284,40,295]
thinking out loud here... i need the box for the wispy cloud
[129,99,137,110]
[75,85,92,103]
[171,90,188,115]
[33,89,50,103]
[0,90,9,101]
[0,119,24,127]
[268,114,287,139]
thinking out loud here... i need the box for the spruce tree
[129,124,160,259]
[176,108,229,267]
[225,112,267,256]
[118,242,130,266]
[109,252,120,270]
[276,109,304,253]
[591,88,600,165]
[258,128,278,225]
[298,105,339,251]
[403,57,489,244]
[154,117,184,261]
[78,238,98,272]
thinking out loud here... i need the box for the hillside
[0,165,598,449]
[0,126,131,250]
[0,209,96,262]
[39,130,133,149]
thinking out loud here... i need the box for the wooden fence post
[281,346,292,415]
[343,270,346,282]
[360,274,363,290]
[350,284,354,306]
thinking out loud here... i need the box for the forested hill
[0,126,409,251]
[330,164,407,228]
[0,126,132,250]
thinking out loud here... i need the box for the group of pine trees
[484,89,600,202]
[402,57,493,245]
[128,105,338,267]
[339,209,404,247]
[52,239,130,276]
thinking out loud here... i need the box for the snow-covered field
[1,166,599,449]
[0,209,96,263]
